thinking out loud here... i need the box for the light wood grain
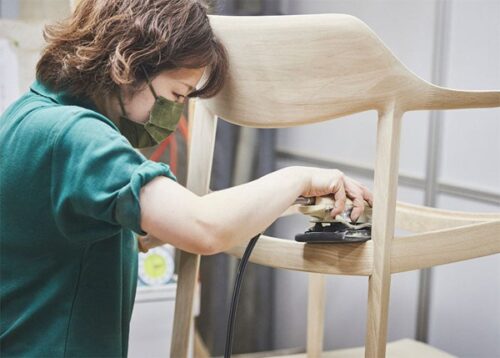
[395,200,500,233]
[223,219,500,277]
[171,252,200,358]
[170,102,218,358]
[365,106,403,357]
[307,273,326,358]
[392,220,500,273]
[266,339,456,358]
[202,14,499,129]
[224,235,373,276]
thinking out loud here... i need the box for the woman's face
[114,66,207,124]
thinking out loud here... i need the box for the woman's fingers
[350,196,366,223]
[330,177,346,218]
[345,185,365,222]
[363,186,374,207]
[343,177,373,222]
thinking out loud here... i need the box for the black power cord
[224,233,262,358]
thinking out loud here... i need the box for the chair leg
[365,105,403,357]
[170,251,201,358]
[366,273,392,357]
[307,273,326,358]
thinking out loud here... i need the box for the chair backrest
[174,13,500,358]
[199,14,500,128]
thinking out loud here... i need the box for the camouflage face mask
[117,68,185,148]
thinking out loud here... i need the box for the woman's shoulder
[33,105,128,155]
[3,86,119,139]
[49,106,134,157]
[20,80,122,140]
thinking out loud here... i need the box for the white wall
[428,2,500,356]
[0,0,19,18]
[273,1,499,357]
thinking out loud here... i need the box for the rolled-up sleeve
[50,110,176,243]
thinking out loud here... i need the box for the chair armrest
[412,82,500,111]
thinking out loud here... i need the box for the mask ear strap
[141,65,159,99]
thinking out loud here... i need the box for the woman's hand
[299,167,374,222]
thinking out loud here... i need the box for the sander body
[294,196,372,244]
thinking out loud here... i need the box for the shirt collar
[29,79,99,113]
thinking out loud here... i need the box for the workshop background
[1,0,498,357]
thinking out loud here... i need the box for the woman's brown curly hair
[36,0,228,100]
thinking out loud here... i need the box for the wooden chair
[171,14,500,358]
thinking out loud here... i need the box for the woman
[0,0,373,356]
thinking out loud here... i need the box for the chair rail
[391,220,500,273]
[224,235,373,276]
[225,211,500,276]
[395,200,500,233]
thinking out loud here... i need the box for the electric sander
[294,195,372,243]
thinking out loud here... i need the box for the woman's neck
[91,92,121,127]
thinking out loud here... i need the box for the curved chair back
[202,14,500,128]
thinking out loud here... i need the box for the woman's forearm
[139,166,308,255]
[198,166,307,252]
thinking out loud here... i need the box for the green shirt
[0,80,177,357]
